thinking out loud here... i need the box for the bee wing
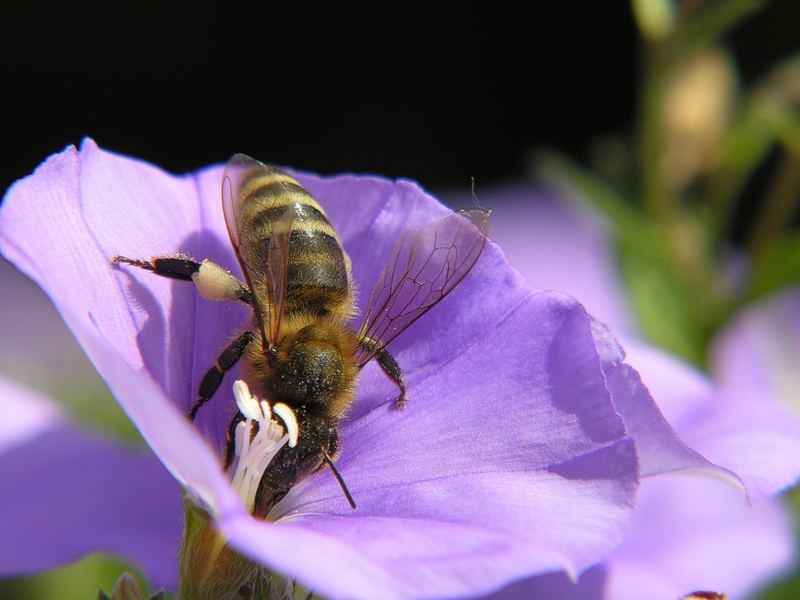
[221,154,294,349]
[264,202,295,347]
[221,153,259,251]
[355,208,490,368]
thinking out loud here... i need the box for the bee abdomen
[238,170,353,317]
[285,229,349,311]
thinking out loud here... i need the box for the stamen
[273,403,299,448]
[259,399,272,422]
[233,380,261,420]
[228,380,301,512]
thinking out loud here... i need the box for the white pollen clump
[192,259,241,302]
[229,379,299,512]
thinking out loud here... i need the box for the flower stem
[747,150,800,258]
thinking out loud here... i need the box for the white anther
[233,380,261,421]
[259,399,272,421]
[229,380,292,512]
[227,381,302,512]
[272,403,299,448]
[232,379,250,404]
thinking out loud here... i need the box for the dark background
[1,2,798,196]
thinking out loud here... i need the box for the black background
[1,2,797,196]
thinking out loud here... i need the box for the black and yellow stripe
[237,168,353,318]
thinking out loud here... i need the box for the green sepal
[97,572,165,600]
[178,498,324,600]
[179,499,257,600]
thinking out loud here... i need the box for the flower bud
[632,0,675,41]
[660,49,736,191]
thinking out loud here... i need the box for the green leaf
[670,0,765,59]
[535,152,665,258]
[0,554,151,600]
[710,53,800,240]
[618,244,705,364]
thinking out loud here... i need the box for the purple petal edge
[592,320,744,492]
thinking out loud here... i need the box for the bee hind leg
[189,330,255,421]
[376,348,408,409]
[112,255,253,305]
[359,337,408,409]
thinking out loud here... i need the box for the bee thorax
[272,337,344,405]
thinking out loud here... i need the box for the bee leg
[359,337,408,408]
[224,410,245,469]
[376,348,408,409]
[112,255,254,306]
[189,330,255,421]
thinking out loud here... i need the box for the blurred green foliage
[539,0,800,369]
[540,1,800,598]
[0,555,166,600]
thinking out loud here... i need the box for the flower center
[229,379,299,513]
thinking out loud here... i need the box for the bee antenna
[469,175,486,212]
[322,449,357,510]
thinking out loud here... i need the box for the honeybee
[113,154,488,517]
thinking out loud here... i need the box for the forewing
[265,203,295,347]
[222,153,267,251]
[355,208,490,367]
[221,154,274,348]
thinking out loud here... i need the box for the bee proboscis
[113,154,489,516]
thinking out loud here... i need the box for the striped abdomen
[237,168,354,318]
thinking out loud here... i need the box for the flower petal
[446,184,738,485]
[221,292,638,599]
[0,375,182,588]
[487,566,606,600]
[0,141,244,518]
[603,475,794,600]
[0,260,102,398]
[626,334,800,498]
[712,287,800,412]
[487,477,794,600]
[592,324,741,488]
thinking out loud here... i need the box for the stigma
[229,379,299,512]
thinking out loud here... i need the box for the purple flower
[461,184,800,599]
[0,374,182,588]
[712,288,800,417]
[0,142,735,599]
